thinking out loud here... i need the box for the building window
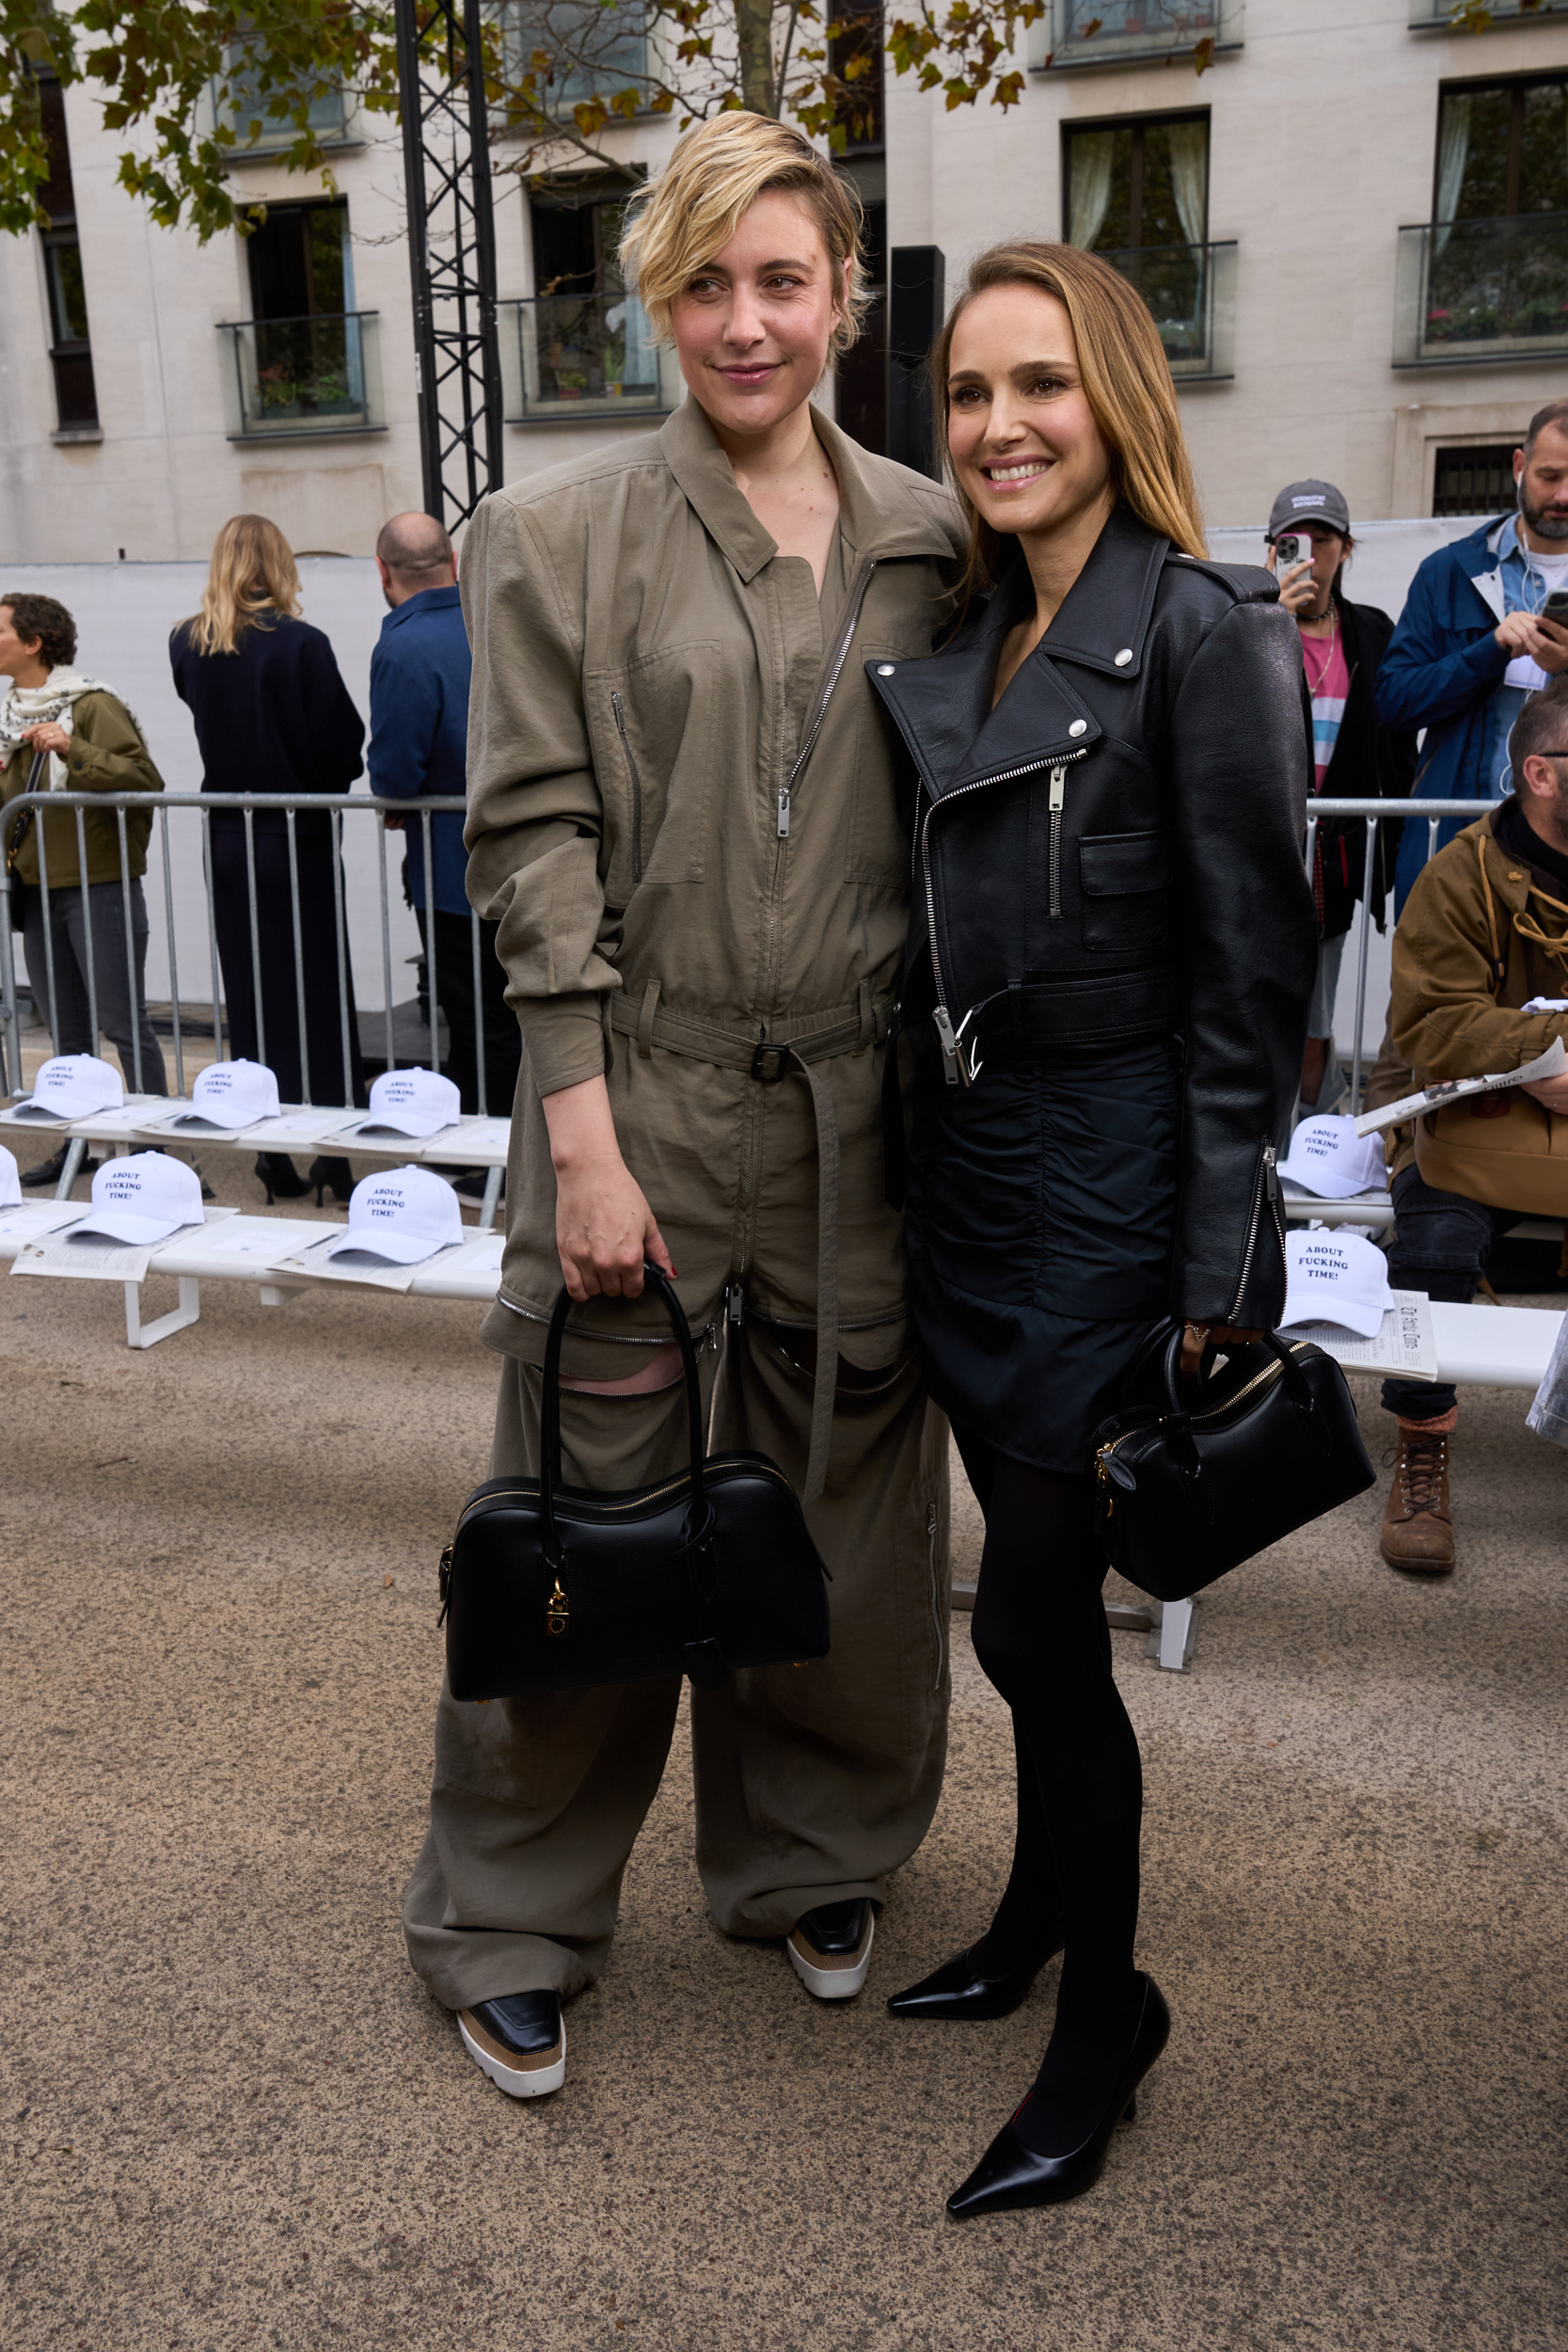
[499,172,675,420]
[1434,74,1568,223]
[1433,443,1518,516]
[1403,74,1568,362]
[831,3,886,154]
[37,78,98,433]
[1065,112,1209,255]
[229,199,375,430]
[499,2,649,119]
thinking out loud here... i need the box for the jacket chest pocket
[1078,830,1172,954]
[584,641,721,898]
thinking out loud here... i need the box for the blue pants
[1381,1163,1513,1421]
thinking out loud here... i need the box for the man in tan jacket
[1377,675,1568,1572]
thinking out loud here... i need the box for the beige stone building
[0,0,1565,562]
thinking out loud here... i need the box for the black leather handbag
[1090,1323,1375,1603]
[439,1264,832,1699]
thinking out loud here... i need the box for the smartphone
[1275,531,1313,573]
[1544,586,1568,622]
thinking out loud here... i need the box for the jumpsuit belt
[608,977,887,1505]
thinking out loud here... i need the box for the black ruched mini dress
[905,1029,1182,1474]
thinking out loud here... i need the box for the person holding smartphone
[1265,482,1416,1113]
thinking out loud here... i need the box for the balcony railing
[1393,215,1568,368]
[1096,242,1236,381]
[216,311,384,439]
[1036,0,1242,69]
[498,292,681,423]
[1408,0,1566,24]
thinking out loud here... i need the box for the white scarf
[0,667,133,792]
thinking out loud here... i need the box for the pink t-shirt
[1300,625,1350,790]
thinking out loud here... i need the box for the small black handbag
[439,1264,832,1700]
[1090,1322,1375,1603]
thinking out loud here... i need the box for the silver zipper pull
[933,1006,964,1088]
[1264,1142,1279,1200]
[777,787,790,837]
[1048,763,1068,811]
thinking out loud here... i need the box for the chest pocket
[583,641,721,899]
[1078,829,1172,954]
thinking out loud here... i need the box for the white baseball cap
[13,1054,123,1122]
[356,1066,462,1139]
[71,1150,204,1246]
[172,1057,281,1132]
[323,1164,463,1264]
[0,1144,19,1207]
[1278,1115,1387,1200]
[1281,1231,1395,1339]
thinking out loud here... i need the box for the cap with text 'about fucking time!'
[1278,1115,1387,1200]
[13,1054,123,1122]
[174,1058,281,1132]
[356,1066,462,1139]
[1281,1231,1395,1340]
[0,1144,20,1208]
[71,1151,204,1246]
[323,1164,464,1265]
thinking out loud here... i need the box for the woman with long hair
[872,245,1315,2211]
[402,112,964,2102]
[171,515,364,1200]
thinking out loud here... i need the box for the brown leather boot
[1380,1425,1455,1574]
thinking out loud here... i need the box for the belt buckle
[750,1039,792,1084]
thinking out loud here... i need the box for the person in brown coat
[0,592,168,1184]
[1378,674,1568,1572]
[401,115,965,2101]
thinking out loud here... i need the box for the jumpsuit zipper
[927,1501,944,1692]
[610,691,645,882]
[919,745,1087,1083]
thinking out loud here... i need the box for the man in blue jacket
[369,512,521,1133]
[1377,399,1568,913]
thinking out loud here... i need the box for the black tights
[956,1429,1145,2155]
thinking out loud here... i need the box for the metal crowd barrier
[0,790,473,1106]
[0,788,1500,1111]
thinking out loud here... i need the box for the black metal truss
[395,0,503,529]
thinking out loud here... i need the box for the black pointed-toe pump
[887,1926,1064,2023]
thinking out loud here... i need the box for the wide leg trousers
[402,1322,951,2007]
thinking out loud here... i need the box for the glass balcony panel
[217,312,384,438]
[1393,215,1568,367]
[1093,242,1236,381]
[1408,0,1567,24]
[498,293,680,421]
[1038,0,1241,70]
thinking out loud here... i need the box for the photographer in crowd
[1,591,168,1189]
[1377,675,1568,1576]
[1266,481,1415,1114]
[1376,400,1568,913]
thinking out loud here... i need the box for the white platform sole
[458,2010,566,2099]
[787,1912,875,2001]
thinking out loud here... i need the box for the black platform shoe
[946,1973,1171,2218]
[308,1154,355,1206]
[457,1991,565,2100]
[887,1928,1064,2022]
[253,1152,311,1205]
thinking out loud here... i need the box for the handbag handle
[538,1263,706,1568]
[1153,1322,1314,1417]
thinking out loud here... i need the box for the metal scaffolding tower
[395,0,503,530]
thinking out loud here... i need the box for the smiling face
[945,282,1117,548]
[669,189,847,442]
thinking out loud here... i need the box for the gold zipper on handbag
[1094,1342,1313,1501]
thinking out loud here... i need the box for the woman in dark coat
[869,246,1316,2216]
[171,514,365,1198]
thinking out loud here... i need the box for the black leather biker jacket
[867,501,1317,1331]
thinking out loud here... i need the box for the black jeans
[1382,1163,1513,1421]
[430,907,521,1120]
[23,879,168,1096]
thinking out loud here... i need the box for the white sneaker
[458,1992,565,2098]
[787,1899,876,2000]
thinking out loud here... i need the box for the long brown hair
[932,243,1208,605]
[183,514,302,657]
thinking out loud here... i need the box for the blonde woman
[870,246,1315,2212]
[171,516,364,1199]
[402,113,965,2099]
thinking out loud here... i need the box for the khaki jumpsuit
[403,400,967,2005]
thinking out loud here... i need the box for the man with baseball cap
[1266,481,1415,1116]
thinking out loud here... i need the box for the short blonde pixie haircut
[619,112,867,359]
